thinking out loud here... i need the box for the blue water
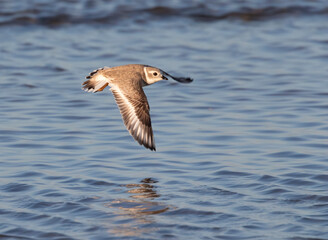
[1,1,328,239]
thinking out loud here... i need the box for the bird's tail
[82,67,110,93]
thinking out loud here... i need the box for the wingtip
[162,71,193,84]
[140,139,156,151]
[184,77,193,83]
[81,86,97,93]
[143,142,156,151]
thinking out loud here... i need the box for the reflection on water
[105,178,169,237]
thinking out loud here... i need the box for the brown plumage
[82,64,193,151]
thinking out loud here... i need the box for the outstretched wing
[110,85,156,151]
[82,67,110,92]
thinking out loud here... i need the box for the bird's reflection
[105,178,169,237]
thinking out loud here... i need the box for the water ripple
[1,0,328,239]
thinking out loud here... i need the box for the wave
[0,1,327,27]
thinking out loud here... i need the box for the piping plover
[82,64,193,151]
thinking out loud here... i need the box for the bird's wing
[110,85,156,151]
[82,68,110,92]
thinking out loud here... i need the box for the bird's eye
[153,72,158,76]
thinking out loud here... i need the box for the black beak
[161,70,193,83]
[162,75,168,80]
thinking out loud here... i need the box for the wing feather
[82,69,110,93]
[110,86,156,151]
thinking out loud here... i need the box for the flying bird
[82,64,193,151]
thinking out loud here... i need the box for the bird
[82,64,193,151]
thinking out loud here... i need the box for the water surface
[1,0,328,239]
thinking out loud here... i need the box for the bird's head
[144,66,168,85]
